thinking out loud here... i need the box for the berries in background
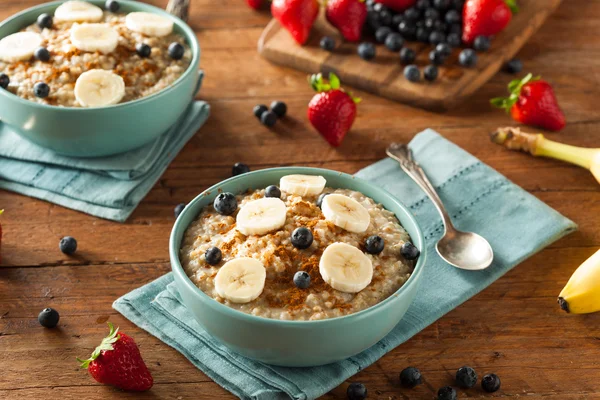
[34,82,50,98]
[265,185,282,198]
[358,42,376,60]
[400,47,416,64]
[136,43,151,58]
[253,104,268,119]
[462,0,517,45]
[473,35,491,51]
[459,48,478,67]
[293,271,311,288]
[37,13,53,29]
[320,36,336,51]
[272,0,319,45]
[232,162,250,176]
[375,26,392,43]
[385,32,404,51]
[404,64,420,82]
[59,236,77,255]
[245,0,264,9]
[270,100,287,117]
[482,373,501,392]
[174,203,186,218]
[168,42,185,60]
[326,0,368,42]
[105,0,120,12]
[0,73,9,89]
[291,227,314,249]
[504,58,522,74]
[261,110,278,127]
[205,247,222,265]
[213,193,238,216]
[374,0,418,13]
[456,365,478,388]
[347,382,368,400]
[429,49,446,65]
[400,366,423,388]
[401,242,420,260]
[424,64,438,81]
[437,386,457,400]
[38,308,60,328]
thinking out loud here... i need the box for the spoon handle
[386,143,456,232]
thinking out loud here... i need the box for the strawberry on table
[373,0,416,12]
[462,0,518,45]
[245,0,264,10]
[326,0,368,42]
[307,73,360,147]
[272,0,320,45]
[77,322,153,392]
[491,73,566,132]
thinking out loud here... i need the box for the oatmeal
[0,1,192,107]
[180,174,419,321]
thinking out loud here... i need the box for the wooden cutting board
[258,0,562,111]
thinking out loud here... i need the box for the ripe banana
[558,249,600,314]
[125,12,174,37]
[321,193,370,233]
[70,23,119,54]
[54,1,103,23]
[280,174,326,196]
[0,32,43,62]
[74,69,125,107]
[215,258,266,303]
[319,242,373,293]
[236,198,287,236]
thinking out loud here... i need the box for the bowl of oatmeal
[170,167,426,367]
[0,0,200,157]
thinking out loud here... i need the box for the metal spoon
[386,143,494,271]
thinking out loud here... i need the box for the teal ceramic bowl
[170,167,426,367]
[0,0,200,157]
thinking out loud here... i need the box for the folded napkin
[114,129,576,400]
[0,72,209,222]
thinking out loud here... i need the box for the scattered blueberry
[444,9,460,24]
[446,32,461,47]
[481,373,501,393]
[365,235,385,254]
[404,7,421,21]
[320,36,335,51]
[429,49,446,65]
[458,48,478,67]
[456,366,478,388]
[37,13,53,29]
[105,0,120,12]
[265,185,281,198]
[270,100,287,118]
[213,193,237,215]
[504,58,523,74]
[400,366,423,388]
[232,162,250,176]
[293,271,311,289]
[436,42,452,57]
[291,227,313,250]
[59,236,77,255]
[400,47,416,64]
[385,33,404,51]
[347,382,367,400]
[429,30,446,45]
[473,35,491,52]
[253,104,268,119]
[136,43,151,58]
[33,82,50,98]
[375,26,392,43]
[168,42,185,60]
[424,65,438,81]
[437,386,457,400]
[400,242,420,260]
[174,203,186,218]
[205,247,222,265]
[261,110,278,127]
[38,308,60,328]
[404,65,420,82]
[0,73,9,89]
[316,192,330,208]
[358,42,376,60]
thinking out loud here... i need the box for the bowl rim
[0,0,200,111]
[169,166,426,326]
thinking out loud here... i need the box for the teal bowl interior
[0,0,201,157]
[170,167,426,367]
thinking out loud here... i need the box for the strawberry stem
[490,73,539,112]
[76,322,120,369]
[504,0,519,14]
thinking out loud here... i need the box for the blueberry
[404,65,420,82]
[378,9,392,27]
[365,235,385,254]
[473,35,491,51]
[459,48,477,67]
[293,271,311,289]
[261,110,278,127]
[399,47,416,64]
[37,13,53,29]
[136,43,151,58]
[433,19,447,32]
[424,8,440,19]
[448,23,462,34]
[105,0,120,12]
[168,42,185,60]
[358,42,376,60]
[347,382,367,400]
[433,0,450,10]
[316,192,330,208]
[375,26,392,43]
[404,7,421,20]
[437,386,457,400]
[400,242,420,260]
[174,203,186,218]
[444,9,461,24]
[214,193,237,215]
[265,185,281,198]
[429,49,446,65]
[270,101,287,118]
[385,33,404,51]
[392,14,405,26]
[253,104,268,119]
[0,73,9,89]
[416,27,431,43]
[416,0,431,9]
[446,32,461,47]
[424,65,438,81]
[38,308,60,328]
[481,373,501,393]
[436,42,452,57]
[373,3,386,13]
[59,236,77,254]
[366,0,376,9]
[400,366,422,388]
[232,162,250,176]
[451,0,465,9]
[291,227,313,250]
[33,82,49,98]
[456,366,478,388]
[504,58,523,74]
[366,11,381,32]
[320,36,335,51]
[398,21,416,38]
[205,247,222,265]
[429,30,446,45]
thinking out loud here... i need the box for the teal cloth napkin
[113,129,576,400]
[0,72,209,222]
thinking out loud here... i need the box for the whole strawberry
[308,73,360,147]
[326,0,367,42]
[491,73,566,131]
[462,0,518,45]
[245,0,263,9]
[373,0,416,12]
[272,0,319,45]
[77,323,153,392]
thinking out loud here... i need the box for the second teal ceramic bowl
[0,0,201,157]
[170,167,426,367]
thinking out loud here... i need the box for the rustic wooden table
[1,1,599,399]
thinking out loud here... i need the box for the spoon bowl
[436,230,494,271]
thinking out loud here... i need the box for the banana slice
[54,1,103,23]
[319,243,373,293]
[236,198,287,236]
[74,69,125,107]
[70,23,119,54]
[0,32,43,62]
[279,174,326,196]
[321,194,370,233]
[125,12,174,37]
[215,258,266,303]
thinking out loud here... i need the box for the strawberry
[77,323,153,392]
[307,73,360,147]
[326,0,367,42]
[245,0,264,9]
[272,0,320,45]
[373,0,416,12]
[462,0,518,45]
[491,73,566,132]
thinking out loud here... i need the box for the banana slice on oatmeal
[0,32,43,62]
[125,12,174,37]
[321,193,370,233]
[215,258,267,303]
[280,174,326,196]
[319,242,373,293]
[70,23,119,54]
[236,198,287,236]
[54,1,103,23]
[74,69,125,107]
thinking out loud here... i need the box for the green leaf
[329,73,340,90]
[77,322,120,369]
[504,0,519,14]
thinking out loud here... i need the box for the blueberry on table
[105,0,120,12]
[436,42,452,57]
[437,386,457,400]
[168,42,185,60]
[504,58,523,74]
[446,32,461,47]
[459,48,478,67]
[260,110,278,127]
[424,65,439,81]
[213,193,238,216]
[316,192,330,208]
[320,36,335,51]
[358,42,376,61]
[265,185,281,198]
[481,373,501,392]
[404,65,421,82]
[0,74,9,89]
[33,82,50,98]
[445,9,461,24]
[59,236,77,255]
[385,33,404,52]
[400,366,422,388]
[401,242,420,260]
[429,30,446,45]
[205,247,222,265]
[365,235,385,254]
[38,308,60,328]
[291,227,313,250]
[347,382,367,400]
[375,26,392,43]
[253,104,268,119]
[293,271,311,289]
[174,203,186,218]
[429,49,446,65]
[232,162,250,176]
[473,35,491,52]
[37,13,53,29]
[456,365,478,388]
[136,43,151,58]
[270,100,287,118]
[399,47,416,64]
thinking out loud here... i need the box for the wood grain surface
[1,0,600,399]
[258,0,563,111]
